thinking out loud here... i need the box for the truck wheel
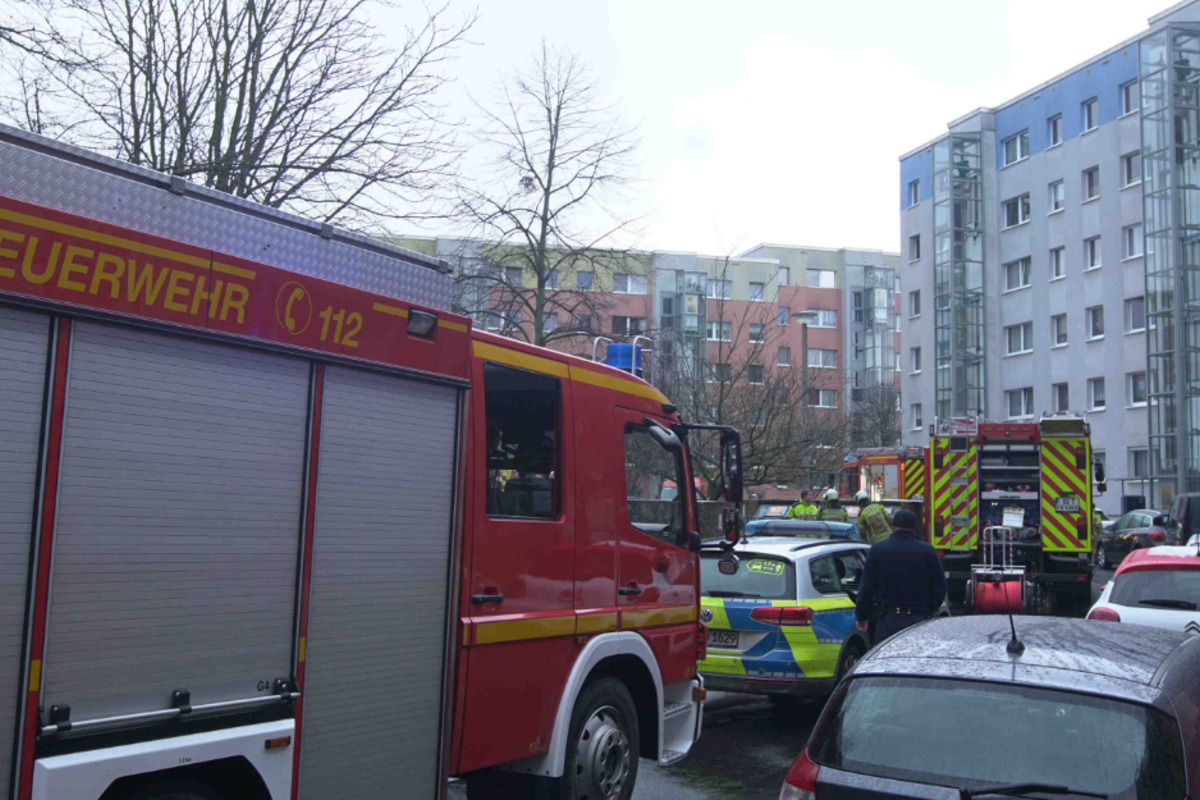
[558,676,639,800]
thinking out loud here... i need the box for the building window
[1122,81,1140,115]
[1125,296,1146,332]
[807,348,837,368]
[1003,194,1031,228]
[705,278,731,299]
[1082,166,1100,200]
[778,307,790,326]
[808,389,838,408]
[777,346,791,366]
[485,307,517,331]
[909,234,921,261]
[908,179,920,207]
[1052,382,1069,412]
[909,289,921,317]
[1083,97,1098,131]
[749,282,765,301]
[1003,130,1029,165]
[1088,377,1106,410]
[542,312,558,332]
[806,269,836,289]
[911,346,922,373]
[483,362,560,519]
[613,274,646,294]
[779,267,790,285]
[612,316,645,336]
[808,309,837,328]
[1086,305,1104,339]
[1123,224,1143,258]
[1048,180,1065,212]
[1003,257,1032,291]
[576,313,593,330]
[1122,152,1142,186]
[1006,387,1034,419]
[545,271,559,290]
[576,271,594,291]
[1130,448,1149,478]
[706,321,731,341]
[1052,313,1068,346]
[1085,236,1102,269]
[1050,246,1065,279]
[1128,371,1147,407]
[911,403,923,429]
[1005,321,1034,355]
[748,364,764,385]
[706,362,732,383]
[749,323,765,343]
[504,266,523,285]
[1048,114,1063,146]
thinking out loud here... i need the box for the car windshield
[1111,569,1200,608]
[811,677,1185,798]
[700,554,794,600]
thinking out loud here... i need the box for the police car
[698,537,870,698]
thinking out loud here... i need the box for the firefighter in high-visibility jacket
[856,489,893,544]
[817,488,850,523]
[787,491,819,520]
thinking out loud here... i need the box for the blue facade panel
[993,48,1138,169]
[899,149,934,211]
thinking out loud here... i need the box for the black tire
[466,770,551,800]
[836,639,866,683]
[1096,546,1108,570]
[557,676,639,800]
[125,780,223,800]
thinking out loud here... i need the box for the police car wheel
[837,641,865,682]
[560,677,638,800]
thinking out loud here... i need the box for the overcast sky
[392,0,1168,256]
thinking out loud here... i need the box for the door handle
[471,589,504,604]
[619,584,643,597]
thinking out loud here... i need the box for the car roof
[1115,546,1200,576]
[855,615,1192,705]
[702,537,866,560]
[1120,508,1162,518]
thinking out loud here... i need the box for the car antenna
[1006,612,1024,656]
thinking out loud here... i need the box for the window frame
[1127,371,1148,407]
[1125,296,1146,333]
[622,421,688,546]
[749,282,765,302]
[1082,166,1100,200]
[1003,194,1031,228]
[1006,387,1035,419]
[1086,305,1105,339]
[911,403,922,430]
[748,364,765,385]
[483,361,563,520]
[1121,80,1139,116]
[749,322,765,343]
[1123,224,1143,259]
[576,271,594,291]
[1048,114,1063,146]
[1003,257,1032,291]
[1050,246,1065,279]
[909,289,921,317]
[1048,180,1065,212]
[911,346,922,373]
[1051,313,1068,346]
[908,179,920,207]
[1083,97,1099,131]
[706,320,732,342]
[1088,376,1107,411]
[1122,151,1142,187]
[706,278,732,299]
[1003,130,1030,166]
[1052,382,1069,413]
[1005,321,1034,355]
[808,348,837,369]
[777,346,791,367]
[1085,236,1102,269]
[908,234,921,261]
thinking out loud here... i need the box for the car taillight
[697,620,707,661]
[1150,530,1165,543]
[1087,607,1121,622]
[779,749,819,800]
[751,606,813,626]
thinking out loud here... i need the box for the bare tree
[6,0,472,228]
[456,42,640,347]
[848,384,902,449]
[654,261,848,497]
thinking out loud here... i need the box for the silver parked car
[780,615,1200,799]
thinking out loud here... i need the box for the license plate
[707,630,738,649]
[1055,496,1081,513]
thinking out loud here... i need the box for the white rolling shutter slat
[0,307,49,789]
[299,366,457,799]
[43,323,309,722]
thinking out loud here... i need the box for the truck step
[659,749,687,766]
[663,701,690,720]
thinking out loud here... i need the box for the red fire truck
[836,447,927,503]
[0,125,735,800]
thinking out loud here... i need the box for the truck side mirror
[1093,459,1106,483]
[644,418,682,453]
[720,430,743,505]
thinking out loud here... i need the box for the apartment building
[899,0,1200,513]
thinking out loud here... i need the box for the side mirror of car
[717,554,739,575]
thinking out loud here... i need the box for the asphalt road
[451,568,1115,800]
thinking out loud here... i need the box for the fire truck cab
[926,415,1096,613]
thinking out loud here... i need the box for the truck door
[459,356,576,770]
[1040,436,1091,553]
[929,436,978,550]
[614,408,698,687]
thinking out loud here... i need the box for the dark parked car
[780,615,1200,799]
[1095,508,1171,570]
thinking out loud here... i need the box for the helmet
[824,489,839,502]
[855,490,870,504]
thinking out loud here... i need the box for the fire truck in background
[0,124,738,800]
[923,415,1096,613]
[836,447,926,503]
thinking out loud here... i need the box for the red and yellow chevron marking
[1040,437,1091,552]
[929,439,952,549]
[928,439,976,550]
[903,457,925,500]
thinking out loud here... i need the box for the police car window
[483,362,560,519]
[700,555,794,600]
[625,424,685,545]
[809,551,863,595]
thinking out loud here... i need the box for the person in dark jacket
[854,509,946,645]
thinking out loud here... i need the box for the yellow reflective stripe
[621,604,697,630]
[372,301,408,318]
[297,636,306,664]
[576,611,619,634]
[473,339,569,377]
[473,613,576,645]
[569,364,670,403]
[439,318,470,333]
[698,653,746,675]
[28,659,40,692]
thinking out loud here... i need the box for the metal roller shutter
[43,323,309,723]
[0,307,49,788]
[299,366,458,799]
